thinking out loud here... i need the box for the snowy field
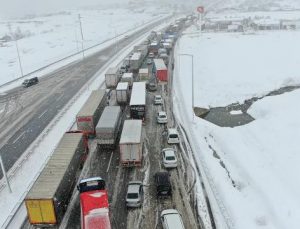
[174,14,300,229]
[178,28,300,108]
[0,7,166,85]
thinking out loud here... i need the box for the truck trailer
[129,52,143,73]
[105,67,120,88]
[119,120,143,167]
[130,82,146,120]
[116,82,129,104]
[138,68,149,82]
[25,132,85,226]
[76,90,107,135]
[153,59,168,82]
[96,106,122,148]
[121,72,133,88]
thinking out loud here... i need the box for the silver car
[157,111,168,124]
[126,181,143,208]
[154,95,163,105]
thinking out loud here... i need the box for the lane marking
[12,131,26,144]
[38,109,48,119]
[106,151,114,173]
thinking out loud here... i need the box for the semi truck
[76,90,107,135]
[138,68,149,82]
[129,52,143,73]
[153,59,168,82]
[105,67,120,88]
[116,82,130,104]
[78,177,111,229]
[119,120,143,167]
[121,72,133,88]
[130,82,146,120]
[96,106,122,148]
[25,132,85,226]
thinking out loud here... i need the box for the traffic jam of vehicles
[24,17,198,229]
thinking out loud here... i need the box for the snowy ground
[0,7,167,85]
[174,14,300,229]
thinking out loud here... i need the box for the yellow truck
[25,132,85,226]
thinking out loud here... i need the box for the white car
[167,128,180,144]
[161,209,185,229]
[157,111,167,124]
[154,95,163,105]
[126,181,143,208]
[162,148,177,168]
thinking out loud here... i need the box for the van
[161,209,185,229]
[167,128,179,144]
[154,172,172,197]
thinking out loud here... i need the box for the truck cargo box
[119,120,143,167]
[105,67,120,88]
[96,106,122,147]
[130,82,146,120]
[76,90,107,135]
[121,73,133,88]
[25,132,85,226]
[153,59,168,82]
[138,68,149,82]
[130,52,143,73]
[116,82,129,104]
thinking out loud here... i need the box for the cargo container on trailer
[119,120,143,167]
[153,59,168,82]
[121,73,133,88]
[116,82,129,104]
[130,82,146,120]
[96,106,122,148]
[138,68,149,82]
[105,67,120,88]
[133,44,148,60]
[130,52,143,73]
[25,132,85,226]
[76,90,107,135]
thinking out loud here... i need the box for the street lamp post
[179,53,194,122]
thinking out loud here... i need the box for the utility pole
[8,23,24,78]
[78,14,85,58]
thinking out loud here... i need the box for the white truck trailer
[105,67,120,88]
[116,82,129,104]
[119,120,143,167]
[130,52,142,73]
[121,72,133,88]
[96,106,122,148]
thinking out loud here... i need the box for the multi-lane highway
[0,17,170,178]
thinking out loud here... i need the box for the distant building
[280,20,300,30]
[252,19,280,30]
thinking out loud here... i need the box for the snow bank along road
[0,16,169,179]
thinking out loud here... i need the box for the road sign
[197,6,204,13]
